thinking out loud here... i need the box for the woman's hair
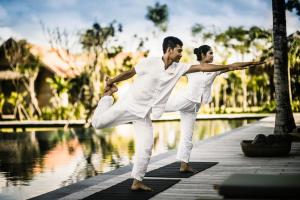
[193,45,211,61]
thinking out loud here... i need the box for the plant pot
[241,140,291,157]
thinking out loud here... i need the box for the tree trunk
[223,85,227,107]
[253,89,257,106]
[241,54,248,112]
[214,82,220,109]
[241,70,247,111]
[269,71,275,101]
[231,83,236,108]
[28,73,41,117]
[272,0,296,134]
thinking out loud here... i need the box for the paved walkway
[32,113,300,200]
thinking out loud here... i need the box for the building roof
[0,38,85,78]
[29,45,85,78]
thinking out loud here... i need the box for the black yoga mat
[83,178,180,200]
[218,174,300,198]
[145,162,218,178]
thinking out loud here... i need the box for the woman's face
[202,49,214,63]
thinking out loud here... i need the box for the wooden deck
[33,113,300,200]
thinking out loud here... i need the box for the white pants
[91,96,153,181]
[165,95,200,163]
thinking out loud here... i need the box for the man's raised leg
[91,85,118,129]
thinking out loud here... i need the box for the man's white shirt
[123,57,190,119]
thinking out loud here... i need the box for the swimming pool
[0,119,258,200]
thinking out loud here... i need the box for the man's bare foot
[180,161,194,173]
[131,179,153,191]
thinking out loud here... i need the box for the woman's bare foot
[131,179,153,191]
[180,161,194,173]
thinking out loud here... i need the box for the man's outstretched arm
[185,61,264,74]
[106,67,136,86]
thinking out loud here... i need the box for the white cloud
[286,12,300,35]
[0,27,23,41]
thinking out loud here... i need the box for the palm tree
[272,0,296,134]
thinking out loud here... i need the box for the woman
[165,45,231,172]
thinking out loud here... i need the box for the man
[91,36,262,191]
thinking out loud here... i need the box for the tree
[78,22,123,121]
[286,0,300,17]
[214,27,250,111]
[146,2,169,32]
[272,0,296,134]
[3,39,42,119]
[288,31,300,111]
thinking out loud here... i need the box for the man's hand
[105,76,113,87]
[104,76,114,92]
[103,76,118,96]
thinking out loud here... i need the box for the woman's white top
[183,70,222,104]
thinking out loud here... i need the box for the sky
[0,0,300,56]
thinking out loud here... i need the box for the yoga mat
[218,174,300,198]
[83,178,180,200]
[145,162,218,178]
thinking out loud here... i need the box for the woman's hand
[228,61,265,71]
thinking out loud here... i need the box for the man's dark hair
[162,36,183,53]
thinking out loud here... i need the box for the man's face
[169,45,183,63]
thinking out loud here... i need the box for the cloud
[0,27,23,41]
[1,0,299,55]
[286,11,300,35]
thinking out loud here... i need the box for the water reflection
[0,119,256,199]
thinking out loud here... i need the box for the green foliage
[261,100,276,113]
[46,76,73,96]
[0,93,4,113]
[2,38,43,118]
[146,2,169,32]
[2,91,30,119]
[4,39,42,73]
[292,99,300,112]
[191,23,204,36]
[41,102,86,120]
[107,46,123,59]
[80,22,122,51]
[77,21,124,120]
